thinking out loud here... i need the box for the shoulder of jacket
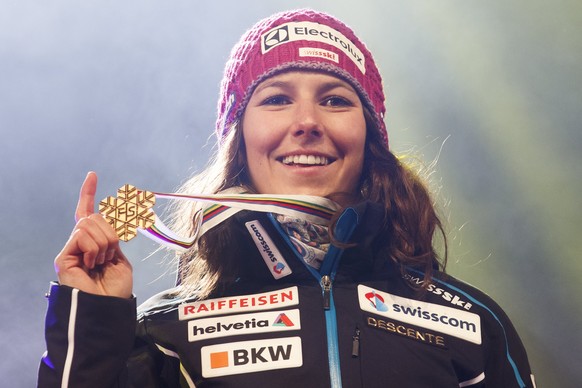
[137,286,200,319]
[427,271,516,322]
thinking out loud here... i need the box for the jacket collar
[230,201,388,283]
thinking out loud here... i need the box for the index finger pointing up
[75,171,98,222]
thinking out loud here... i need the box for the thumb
[75,171,98,221]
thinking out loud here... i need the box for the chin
[278,186,356,202]
[280,186,329,197]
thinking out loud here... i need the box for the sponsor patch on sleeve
[358,285,482,344]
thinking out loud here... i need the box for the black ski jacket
[39,203,535,387]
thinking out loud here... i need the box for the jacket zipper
[318,209,358,388]
[352,327,361,358]
[321,275,332,310]
[321,274,342,388]
[268,209,360,388]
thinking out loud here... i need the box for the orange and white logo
[201,337,303,377]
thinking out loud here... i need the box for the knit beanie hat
[216,9,388,147]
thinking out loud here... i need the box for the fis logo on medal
[99,184,155,242]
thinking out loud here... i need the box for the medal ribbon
[98,185,340,251]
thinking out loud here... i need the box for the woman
[39,9,535,387]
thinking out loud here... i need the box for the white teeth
[282,155,329,166]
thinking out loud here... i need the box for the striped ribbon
[139,188,340,251]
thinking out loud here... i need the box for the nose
[291,102,323,139]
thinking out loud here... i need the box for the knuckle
[75,217,94,230]
[87,213,104,221]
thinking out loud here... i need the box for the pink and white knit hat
[215,9,388,147]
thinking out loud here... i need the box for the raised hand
[54,172,133,298]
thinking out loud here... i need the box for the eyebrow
[253,80,291,95]
[318,80,357,95]
[253,78,357,96]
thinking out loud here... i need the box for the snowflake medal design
[99,184,156,242]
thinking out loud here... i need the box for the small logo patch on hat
[299,47,338,63]
[263,25,290,51]
[261,21,365,74]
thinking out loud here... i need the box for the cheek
[242,124,275,189]
[341,118,367,181]
[243,134,272,167]
[351,141,366,179]
[242,114,277,157]
[339,117,366,157]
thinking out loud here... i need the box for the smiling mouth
[280,155,331,166]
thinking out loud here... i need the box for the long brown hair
[169,110,447,298]
[357,110,447,286]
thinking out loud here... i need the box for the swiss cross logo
[201,337,303,377]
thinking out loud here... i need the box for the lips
[280,154,331,166]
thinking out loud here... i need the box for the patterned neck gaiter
[276,214,330,270]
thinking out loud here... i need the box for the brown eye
[262,95,291,105]
[322,96,353,107]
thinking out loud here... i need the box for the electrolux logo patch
[262,25,290,51]
[358,285,482,344]
[188,309,300,342]
[260,21,366,74]
[245,220,292,279]
[201,337,303,377]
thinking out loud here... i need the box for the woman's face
[242,71,366,201]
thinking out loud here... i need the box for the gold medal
[99,184,156,241]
